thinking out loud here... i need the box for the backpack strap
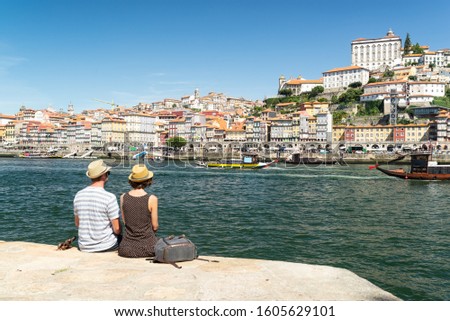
[196,257,219,263]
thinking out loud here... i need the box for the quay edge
[0,241,400,301]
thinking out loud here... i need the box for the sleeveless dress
[118,193,158,258]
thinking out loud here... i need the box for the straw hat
[86,160,111,179]
[128,164,154,182]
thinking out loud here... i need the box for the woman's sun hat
[86,159,111,179]
[129,164,154,182]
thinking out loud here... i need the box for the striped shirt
[74,186,120,252]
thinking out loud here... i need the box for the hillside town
[1,29,450,156]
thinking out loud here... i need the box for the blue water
[0,158,448,300]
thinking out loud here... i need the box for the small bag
[154,235,198,268]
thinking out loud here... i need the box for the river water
[0,158,448,300]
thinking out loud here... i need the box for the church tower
[67,103,74,116]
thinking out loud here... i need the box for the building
[323,66,370,90]
[361,80,447,114]
[278,75,323,95]
[269,117,293,143]
[123,112,156,147]
[101,117,126,146]
[337,124,429,147]
[351,29,402,71]
[316,109,333,142]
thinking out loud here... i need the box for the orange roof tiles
[286,79,323,85]
[324,65,368,73]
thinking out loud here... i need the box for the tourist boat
[205,154,278,169]
[18,152,61,159]
[372,152,450,180]
[285,152,337,165]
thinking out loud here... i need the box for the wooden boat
[206,153,278,169]
[285,152,337,165]
[373,152,450,180]
[18,152,61,159]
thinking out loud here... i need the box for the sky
[0,0,450,115]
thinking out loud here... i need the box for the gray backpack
[154,235,198,268]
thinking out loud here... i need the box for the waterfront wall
[0,241,399,300]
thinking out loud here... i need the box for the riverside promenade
[0,241,399,300]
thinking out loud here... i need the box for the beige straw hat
[86,160,111,179]
[128,164,153,182]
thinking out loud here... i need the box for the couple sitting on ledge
[73,159,159,258]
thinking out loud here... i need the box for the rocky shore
[0,241,399,301]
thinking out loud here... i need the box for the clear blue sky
[1,0,449,115]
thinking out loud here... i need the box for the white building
[351,29,402,71]
[316,110,333,142]
[423,49,450,68]
[361,80,447,114]
[278,75,323,95]
[322,66,370,90]
[123,112,156,147]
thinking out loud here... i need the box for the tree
[404,33,412,54]
[311,86,324,95]
[368,77,377,84]
[166,136,187,150]
[383,69,394,79]
[412,43,424,54]
[429,63,436,71]
[278,88,293,97]
[332,110,349,124]
[348,81,362,88]
[338,88,363,104]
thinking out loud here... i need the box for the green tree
[332,110,349,124]
[368,77,377,84]
[383,69,394,79]
[311,86,324,95]
[166,136,187,150]
[278,88,293,97]
[348,81,362,88]
[412,43,424,54]
[404,33,412,54]
[338,88,363,104]
[359,100,383,116]
[429,63,436,71]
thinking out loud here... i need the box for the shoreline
[2,151,450,165]
[0,241,399,301]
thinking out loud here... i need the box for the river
[0,158,448,300]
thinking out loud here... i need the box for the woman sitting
[118,164,159,258]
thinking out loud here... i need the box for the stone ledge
[0,241,399,301]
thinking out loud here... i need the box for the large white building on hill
[351,29,402,71]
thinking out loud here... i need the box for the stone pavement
[0,241,399,300]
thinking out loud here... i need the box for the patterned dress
[118,193,158,258]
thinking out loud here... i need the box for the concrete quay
[0,241,399,301]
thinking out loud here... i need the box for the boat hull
[207,161,277,169]
[376,166,450,180]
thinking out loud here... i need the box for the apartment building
[339,124,429,144]
[124,112,156,146]
[323,65,370,90]
[361,80,446,113]
[101,117,126,145]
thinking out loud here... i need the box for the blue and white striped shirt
[74,186,120,252]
